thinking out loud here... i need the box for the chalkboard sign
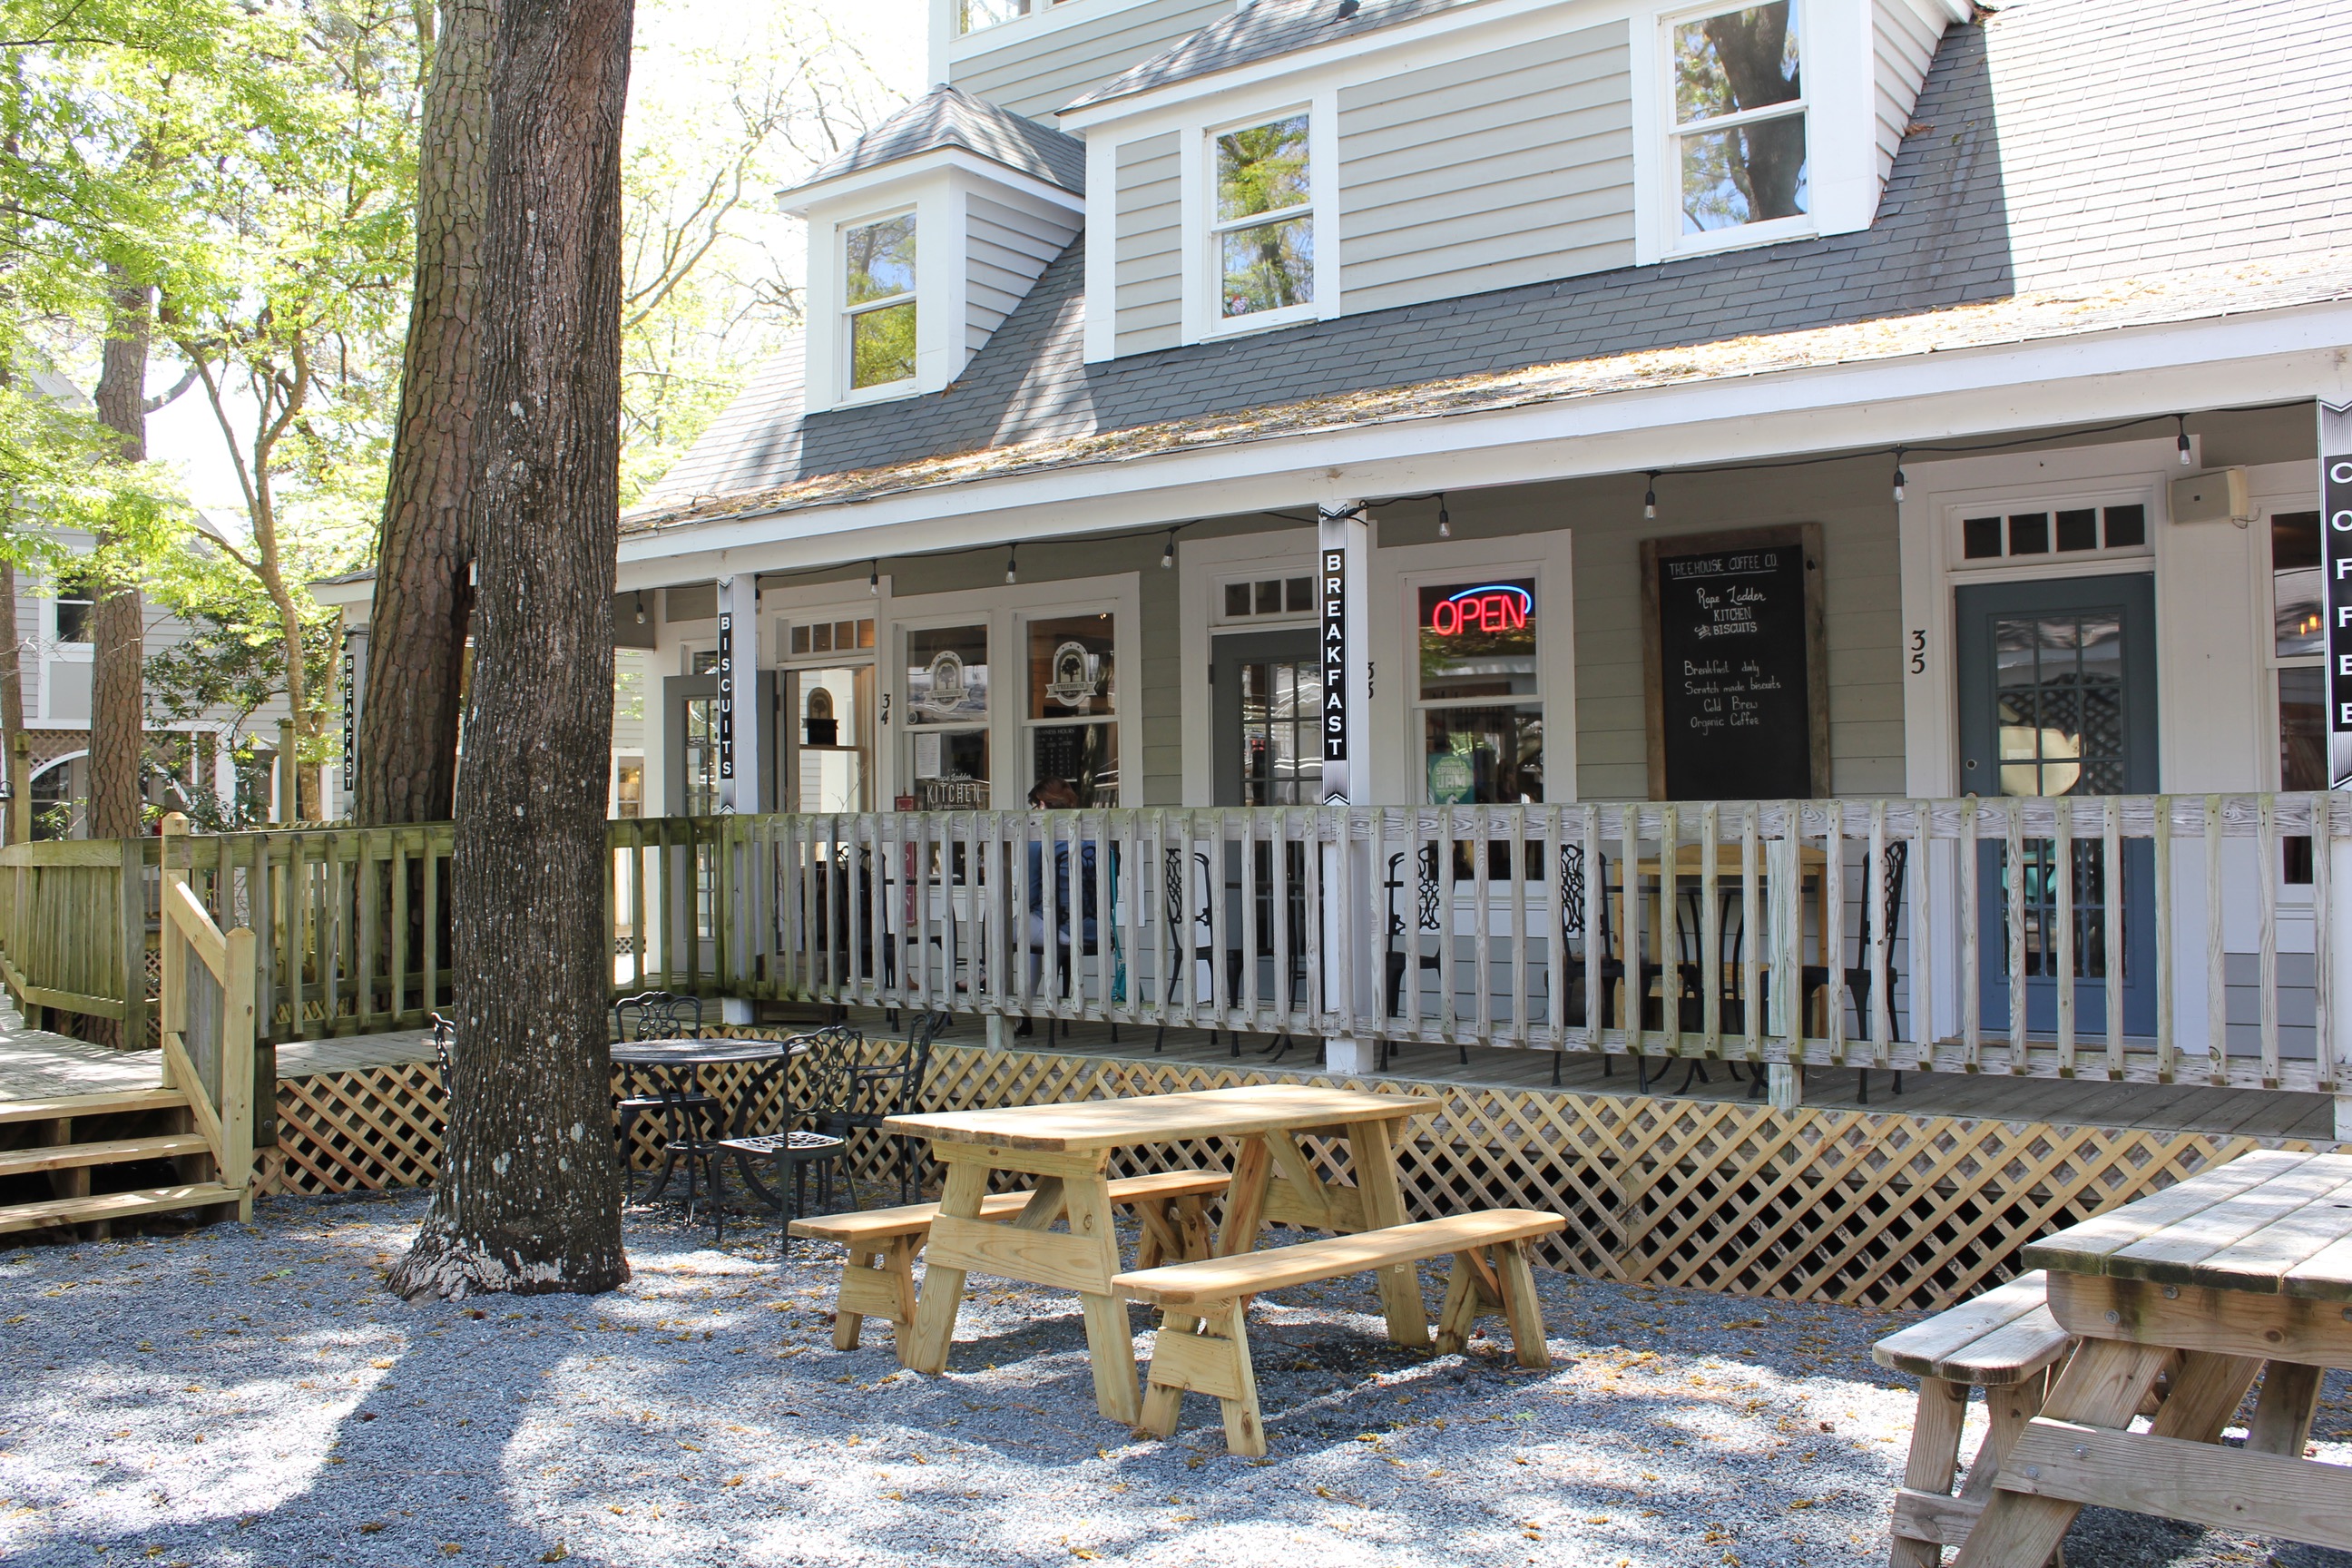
[1640,523,1828,800]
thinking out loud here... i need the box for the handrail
[0,793,2341,1093]
[157,816,258,1219]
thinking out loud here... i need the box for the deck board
[11,1004,2329,1141]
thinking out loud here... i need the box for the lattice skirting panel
[260,1039,2320,1310]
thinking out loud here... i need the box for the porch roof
[624,0,2352,545]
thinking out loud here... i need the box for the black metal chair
[1156,849,1240,1054]
[799,1015,937,1205]
[611,991,717,1200]
[1382,845,1454,1071]
[427,1012,456,1084]
[1553,843,1693,1093]
[705,1033,852,1245]
[1801,840,1909,1104]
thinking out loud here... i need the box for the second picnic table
[884,1083,1438,1425]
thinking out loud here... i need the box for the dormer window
[845,212,918,392]
[1670,1,1808,241]
[1212,112,1313,326]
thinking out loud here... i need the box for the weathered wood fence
[4,793,2345,1094]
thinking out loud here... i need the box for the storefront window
[1416,580,1542,803]
[1026,612,1117,805]
[682,698,720,816]
[906,623,990,808]
[788,666,872,813]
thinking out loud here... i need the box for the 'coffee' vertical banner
[2325,401,2352,788]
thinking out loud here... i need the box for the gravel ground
[1,1191,2348,1568]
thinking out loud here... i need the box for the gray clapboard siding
[950,0,1234,123]
[1873,0,1948,190]
[1337,22,1634,316]
[965,192,1081,355]
[1113,132,1183,358]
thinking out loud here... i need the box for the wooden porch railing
[158,818,259,1218]
[3,794,2344,1095]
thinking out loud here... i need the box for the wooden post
[277,718,297,825]
[7,731,28,846]
[119,832,147,1051]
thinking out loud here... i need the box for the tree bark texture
[389,0,632,1300]
[356,0,495,827]
[89,269,152,842]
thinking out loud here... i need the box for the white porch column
[1317,501,1379,1074]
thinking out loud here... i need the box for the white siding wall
[965,190,1083,354]
[950,0,1234,123]
[1337,22,1636,315]
[1113,132,1182,357]
[1871,0,1949,190]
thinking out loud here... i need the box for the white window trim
[839,207,921,403]
[1651,0,1819,260]
[1942,488,2161,574]
[1181,92,1340,343]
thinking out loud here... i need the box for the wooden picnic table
[884,1083,1439,1425]
[1954,1147,2352,1564]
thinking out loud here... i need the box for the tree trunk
[389,0,632,1300]
[356,0,494,828]
[89,268,152,842]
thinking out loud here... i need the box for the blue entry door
[1955,573,2160,1038]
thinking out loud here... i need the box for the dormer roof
[1063,0,1478,115]
[792,83,1086,201]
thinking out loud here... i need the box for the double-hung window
[1212,112,1313,325]
[843,212,917,393]
[53,571,94,644]
[1669,1,1808,240]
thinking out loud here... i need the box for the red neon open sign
[1428,583,1533,637]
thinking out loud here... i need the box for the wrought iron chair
[1382,844,1458,1072]
[611,991,716,1200]
[706,1034,849,1246]
[1553,843,1693,1092]
[1800,840,1909,1104]
[427,1012,456,1084]
[800,1015,938,1205]
[1156,849,1241,1054]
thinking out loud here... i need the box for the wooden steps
[0,1086,234,1240]
[0,1132,211,1178]
[0,1182,241,1236]
[0,1087,184,1125]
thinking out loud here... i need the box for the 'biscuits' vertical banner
[2325,401,2352,788]
[715,604,736,792]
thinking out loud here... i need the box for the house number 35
[1908,630,1926,675]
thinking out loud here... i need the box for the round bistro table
[610,1037,802,1204]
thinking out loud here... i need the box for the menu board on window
[1640,524,1828,801]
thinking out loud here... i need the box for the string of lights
[735,400,2308,589]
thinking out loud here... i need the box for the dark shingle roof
[789,83,1085,198]
[1063,0,1479,114]
[638,0,2352,526]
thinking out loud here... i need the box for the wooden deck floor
[0,1002,160,1102]
[70,1008,2313,1142]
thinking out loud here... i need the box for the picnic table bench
[1114,1208,1564,1455]
[789,1168,1230,1355]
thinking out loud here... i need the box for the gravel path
[2,1191,2347,1568]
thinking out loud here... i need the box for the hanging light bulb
[2176,414,2193,466]
[1004,545,1018,584]
[1642,472,1659,520]
[1892,448,1908,504]
[1436,495,1451,540]
[633,591,646,626]
[1160,529,1176,569]
[867,560,880,596]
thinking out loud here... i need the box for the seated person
[1017,778,1100,1033]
